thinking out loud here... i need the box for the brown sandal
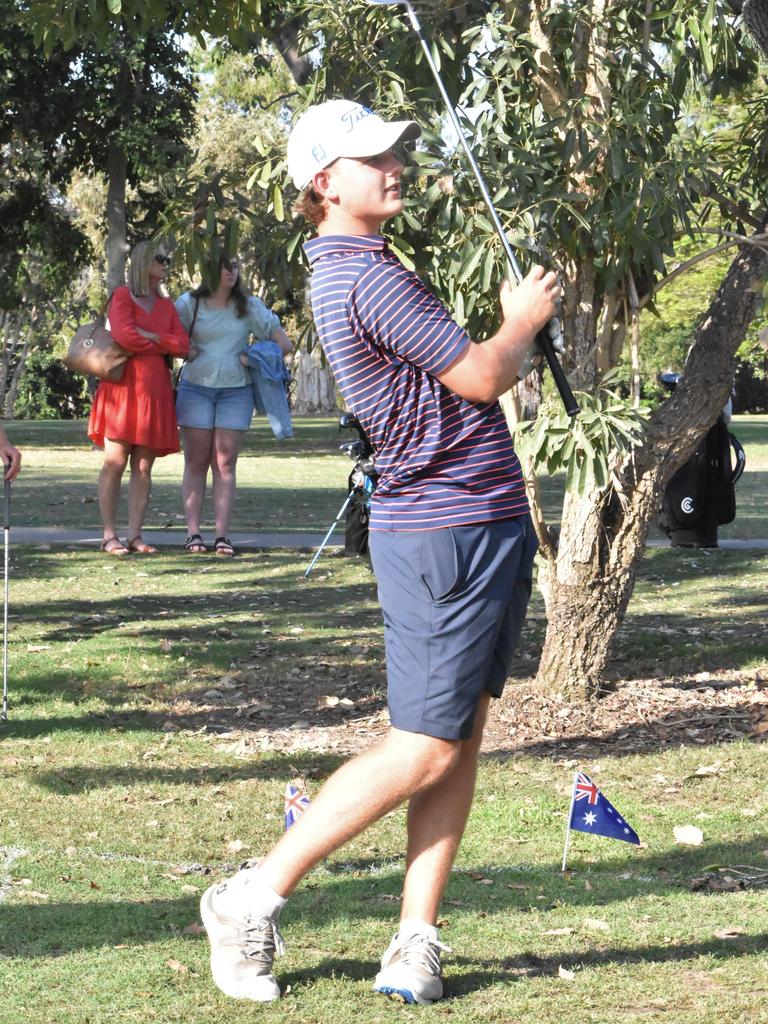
[127,536,158,554]
[102,536,130,557]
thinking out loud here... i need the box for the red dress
[88,287,190,456]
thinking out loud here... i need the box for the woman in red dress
[88,240,189,555]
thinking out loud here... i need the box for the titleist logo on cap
[340,106,374,133]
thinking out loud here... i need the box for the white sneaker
[200,881,285,1001]
[373,929,452,1005]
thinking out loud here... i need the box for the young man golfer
[200,99,561,1006]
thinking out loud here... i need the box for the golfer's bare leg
[400,692,491,924]
[257,728,462,897]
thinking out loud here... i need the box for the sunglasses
[153,254,172,266]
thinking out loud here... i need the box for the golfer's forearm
[439,327,535,404]
[481,322,538,396]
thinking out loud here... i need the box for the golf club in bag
[304,414,379,578]
[365,0,579,417]
[1,464,10,722]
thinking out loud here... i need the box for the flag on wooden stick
[562,771,640,871]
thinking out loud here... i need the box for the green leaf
[481,249,496,294]
[456,245,485,286]
[223,219,240,259]
[272,184,284,223]
[388,242,415,272]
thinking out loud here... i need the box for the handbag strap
[188,296,200,340]
[97,289,116,327]
[176,296,200,387]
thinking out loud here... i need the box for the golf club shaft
[2,469,9,721]
[403,2,579,417]
[304,491,355,578]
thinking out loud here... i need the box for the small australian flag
[568,772,640,845]
[284,783,310,831]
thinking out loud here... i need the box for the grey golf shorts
[368,515,538,741]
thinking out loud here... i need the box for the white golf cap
[287,99,421,190]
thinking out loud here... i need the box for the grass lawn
[6,414,765,538]
[6,417,351,534]
[1,508,767,1023]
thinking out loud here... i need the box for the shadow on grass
[3,837,768,971]
[440,933,768,997]
[8,417,344,454]
[7,666,765,764]
[14,549,766,666]
[14,477,348,531]
[6,545,767,758]
[29,752,345,792]
[279,932,768,997]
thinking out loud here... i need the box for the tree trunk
[562,256,600,386]
[515,366,543,420]
[0,312,25,414]
[2,305,38,417]
[4,331,34,417]
[266,19,313,85]
[0,312,10,403]
[106,141,128,293]
[534,217,768,699]
[292,341,340,415]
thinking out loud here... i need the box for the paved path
[7,527,768,551]
[10,528,327,550]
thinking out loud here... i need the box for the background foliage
[5,0,768,417]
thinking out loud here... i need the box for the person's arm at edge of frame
[437,266,561,404]
[270,325,293,357]
[0,427,21,481]
[245,294,293,357]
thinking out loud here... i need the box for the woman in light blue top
[175,257,292,555]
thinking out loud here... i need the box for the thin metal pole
[304,491,356,578]
[2,468,10,722]
[401,2,579,417]
[561,771,578,873]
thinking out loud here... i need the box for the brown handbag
[64,294,130,383]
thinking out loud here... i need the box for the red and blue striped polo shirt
[304,234,529,531]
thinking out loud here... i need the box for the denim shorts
[369,515,538,741]
[176,379,254,431]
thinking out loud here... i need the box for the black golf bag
[344,469,372,556]
[339,412,377,558]
[658,415,745,547]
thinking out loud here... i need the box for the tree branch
[528,1,569,117]
[638,234,768,308]
[690,181,764,230]
[634,211,768,481]
[642,1,654,56]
